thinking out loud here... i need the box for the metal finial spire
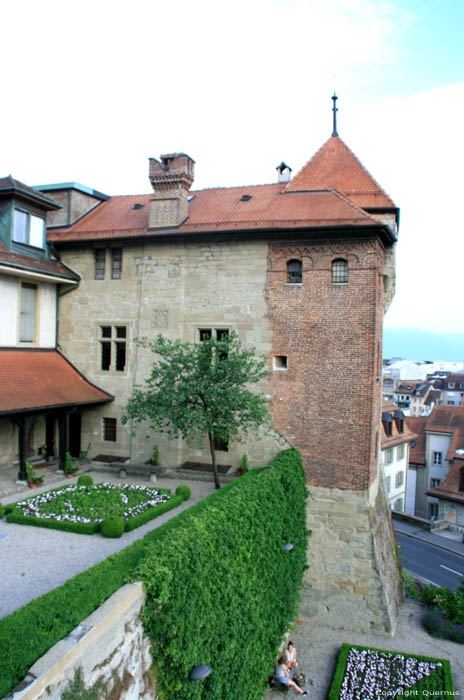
[331,93,338,137]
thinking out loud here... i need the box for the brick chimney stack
[148,153,195,228]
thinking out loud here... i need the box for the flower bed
[5,483,183,535]
[328,644,453,699]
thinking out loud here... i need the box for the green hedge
[328,643,454,699]
[136,448,309,700]
[0,463,274,697]
[125,494,183,531]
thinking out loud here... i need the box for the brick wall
[265,236,385,490]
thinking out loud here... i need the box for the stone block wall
[303,478,401,633]
[7,584,155,700]
[58,239,284,468]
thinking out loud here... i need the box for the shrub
[424,583,439,606]
[175,484,191,501]
[125,495,182,531]
[240,454,249,471]
[423,608,447,638]
[101,515,125,538]
[64,451,77,475]
[77,475,94,487]
[136,448,308,700]
[0,502,4,518]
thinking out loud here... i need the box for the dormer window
[382,412,393,437]
[287,259,302,284]
[394,410,404,433]
[13,209,45,248]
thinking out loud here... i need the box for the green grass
[328,643,453,699]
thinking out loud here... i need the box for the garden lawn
[5,482,182,535]
[328,644,453,699]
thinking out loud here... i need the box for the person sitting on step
[274,656,308,695]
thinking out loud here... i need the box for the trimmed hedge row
[328,643,454,699]
[136,448,309,700]
[0,464,270,697]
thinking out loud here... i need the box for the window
[331,258,348,283]
[384,448,393,465]
[429,502,438,519]
[393,498,403,512]
[397,444,405,460]
[13,209,45,248]
[385,475,391,493]
[448,382,455,389]
[459,468,464,493]
[432,451,442,465]
[431,478,441,488]
[95,250,106,279]
[395,471,404,488]
[19,283,37,342]
[100,325,127,371]
[198,328,229,342]
[273,356,288,370]
[111,248,122,279]
[287,259,302,284]
[103,417,117,442]
[213,435,229,452]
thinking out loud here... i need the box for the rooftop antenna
[331,92,339,137]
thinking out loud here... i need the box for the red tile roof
[0,350,112,414]
[0,242,78,280]
[405,416,427,465]
[381,402,417,449]
[426,457,464,504]
[286,136,396,209]
[47,185,388,243]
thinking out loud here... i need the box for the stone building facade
[44,129,402,631]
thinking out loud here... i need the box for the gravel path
[0,470,216,619]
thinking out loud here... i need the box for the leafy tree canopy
[122,333,271,487]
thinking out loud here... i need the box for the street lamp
[189,665,212,681]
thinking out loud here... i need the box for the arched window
[287,259,302,284]
[331,258,348,283]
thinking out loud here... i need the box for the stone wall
[302,477,402,634]
[7,584,155,700]
[58,239,284,468]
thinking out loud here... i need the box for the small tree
[123,332,271,488]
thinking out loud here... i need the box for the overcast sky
[2,0,463,335]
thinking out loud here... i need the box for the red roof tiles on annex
[286,136,396,209]
[0,242,78,280]
[47,186,384,243]
[0,350,112,413]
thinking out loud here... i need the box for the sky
[1,0,463,335]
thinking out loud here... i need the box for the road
[396,531,464,589]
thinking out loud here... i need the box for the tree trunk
[208,432,221,490]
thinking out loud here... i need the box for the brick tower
[265,129,401,632]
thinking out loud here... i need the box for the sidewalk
[394,519,464,557]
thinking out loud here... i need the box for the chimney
[148,153,195,228]
[276,161,292,183]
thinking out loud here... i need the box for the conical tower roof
[286,135,396,210]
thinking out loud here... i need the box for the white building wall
[0,275,57,348]
[382,444,408,511]
[38,282,56,347]
[0,274,18,345]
